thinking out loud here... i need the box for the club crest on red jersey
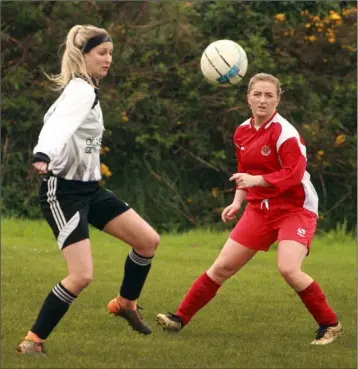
[261,145,271,156]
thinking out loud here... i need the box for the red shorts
[229,205,317,252]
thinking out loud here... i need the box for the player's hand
[230,173,258,189]
[32,161,48,174]
[221,202,242,223]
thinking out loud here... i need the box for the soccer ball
[200,39,248,87]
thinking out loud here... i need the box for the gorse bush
[1,1,356,231]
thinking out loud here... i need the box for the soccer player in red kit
[156,73,342,345]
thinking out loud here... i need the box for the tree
[1,1,356,231]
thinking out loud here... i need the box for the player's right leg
[17,239,93,354]
[17,238,93,355]
[156,205,275,332]
[17,176,94,355]
[156,238,257,331]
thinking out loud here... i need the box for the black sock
[119,249,154,301]
[31,282,76,339]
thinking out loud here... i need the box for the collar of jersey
[250,111,277,131]
[76,74,100,91]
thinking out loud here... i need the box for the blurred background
[1,1,357,233]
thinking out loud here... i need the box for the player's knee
[71,273,93,290]
[150,231,160,251]
[210,263,235,282]
[137,231,160,255]
[278,264,300,281]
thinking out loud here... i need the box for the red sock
[298,281,337,326]
[176,272,221,325]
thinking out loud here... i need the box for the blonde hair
[45,25,110,90]
[247,73,282,97]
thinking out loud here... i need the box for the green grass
[1,218,356,368]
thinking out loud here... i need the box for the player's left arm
[232,137,306,190]
[260,137,306,192]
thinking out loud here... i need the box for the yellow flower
[326,29,335,38]
[275,13,286,22]
[317,150,325,158]
[335,134,346,145]
[342,7,357,16]
[329,12,342,21]
[100,163,112,177]
[345,45,357,52]
[328,37,336,43]
[121,112,129,123]
[100,146,110,155]
[312,16,320,22]
[211,188,218,198]
[305,35,317,42]
[305,23,311,28]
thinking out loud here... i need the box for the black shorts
[39,176,130,250]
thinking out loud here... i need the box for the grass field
[1,218,356,368]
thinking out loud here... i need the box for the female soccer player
[156,73,342,346]
[17,25,160,355]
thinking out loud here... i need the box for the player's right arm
[221,189,247,223]
[32,152,51,174]
[222,126,248,222]
[33,79,95,168]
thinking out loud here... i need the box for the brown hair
[247,73,282,97]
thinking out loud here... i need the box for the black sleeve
[32,152,51,164]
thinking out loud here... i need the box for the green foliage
[1,1,356,231]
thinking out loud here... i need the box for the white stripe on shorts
[47,177,66,231]
[57,211,80,250]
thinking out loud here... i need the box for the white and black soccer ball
[200,39,248,87]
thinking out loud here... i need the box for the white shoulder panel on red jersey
[239,118,251,127]
[273,114,306,158]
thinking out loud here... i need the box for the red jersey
[233,112,318,216]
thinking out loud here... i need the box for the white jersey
[33,78,104,181]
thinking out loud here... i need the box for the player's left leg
[277,209,342,345]
[104,210,159,335]
[88,188,159,335]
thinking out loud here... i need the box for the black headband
[81,34,112,53]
